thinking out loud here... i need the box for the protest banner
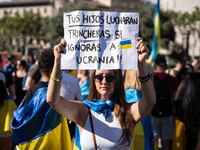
[61,11,139,70]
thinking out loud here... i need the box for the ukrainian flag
[68,70,77,77]
[0,95,17,134]
[147,0,161,63]
[11,87,72,150]
[125,88,155,150]
[120,40,132,49]
[73,126,81,150]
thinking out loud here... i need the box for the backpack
[151,74,172,117]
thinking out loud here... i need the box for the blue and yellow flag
[73,125,81,150]
[11,87,72,150]
[120,40,132,49]
[125,88,155,150]
[147,0,161,63]
[67,70,77,77]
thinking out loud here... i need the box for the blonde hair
[124,70,141,93]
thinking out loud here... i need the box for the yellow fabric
[73,144,79,150]
[16,116,72,150]
[154,139,158,150]
[155,13,160,55]
[0,99,17,133]
[68,70,77,77]
[120,44,132,49]
[131,121,145,150]
[172,116,187,150]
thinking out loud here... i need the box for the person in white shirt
[47,37,156,149]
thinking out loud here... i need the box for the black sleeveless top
[15,75,26,105]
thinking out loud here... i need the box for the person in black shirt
[23,49,54,104]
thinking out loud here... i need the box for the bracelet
[139,76,151,83]
[139,73,150,80]
[50,74,62,82]
[139,73,151,83]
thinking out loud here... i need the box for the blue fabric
[4,63,16,78]
[21,72,28,89]
[80,79,90,101]
[125,88,143,103]
[141,114,155,150]
[83,97,117,121]
[11,87,61,145]
[75,125,82,150]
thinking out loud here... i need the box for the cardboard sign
[61,11,139,70]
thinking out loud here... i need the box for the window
[44,8,47,13]
[135,5,138,9]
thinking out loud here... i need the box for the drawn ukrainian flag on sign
[147,0,161,63]
[120,40,132,49]
[11,87,72,150]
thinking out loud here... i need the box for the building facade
[94,0,144,12]
[0,0,145,55]
[0,0,68,54]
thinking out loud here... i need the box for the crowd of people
[0,37,200,150]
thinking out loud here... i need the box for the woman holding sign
[47,37,156,149]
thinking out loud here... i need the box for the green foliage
[169,7,200,60]
[0,11,42,51]
[170,7,200,38]
[0,11,42,37]
[170,7,200,27]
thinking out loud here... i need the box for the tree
[0,11,42,52]
[170,7,200,60]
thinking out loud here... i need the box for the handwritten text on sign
[61,11,139,70]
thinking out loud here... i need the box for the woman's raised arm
[46,39,88,127]
[130,37,156,122]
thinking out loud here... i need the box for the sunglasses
[94,75,116,83]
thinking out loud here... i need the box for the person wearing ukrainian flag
[11,49,72,150]
[46,37,156,150]
[0,72,17,150]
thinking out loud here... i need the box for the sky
[0,0,158,4]
[0,0,12,2]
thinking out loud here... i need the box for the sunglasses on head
[94,75,116,83]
